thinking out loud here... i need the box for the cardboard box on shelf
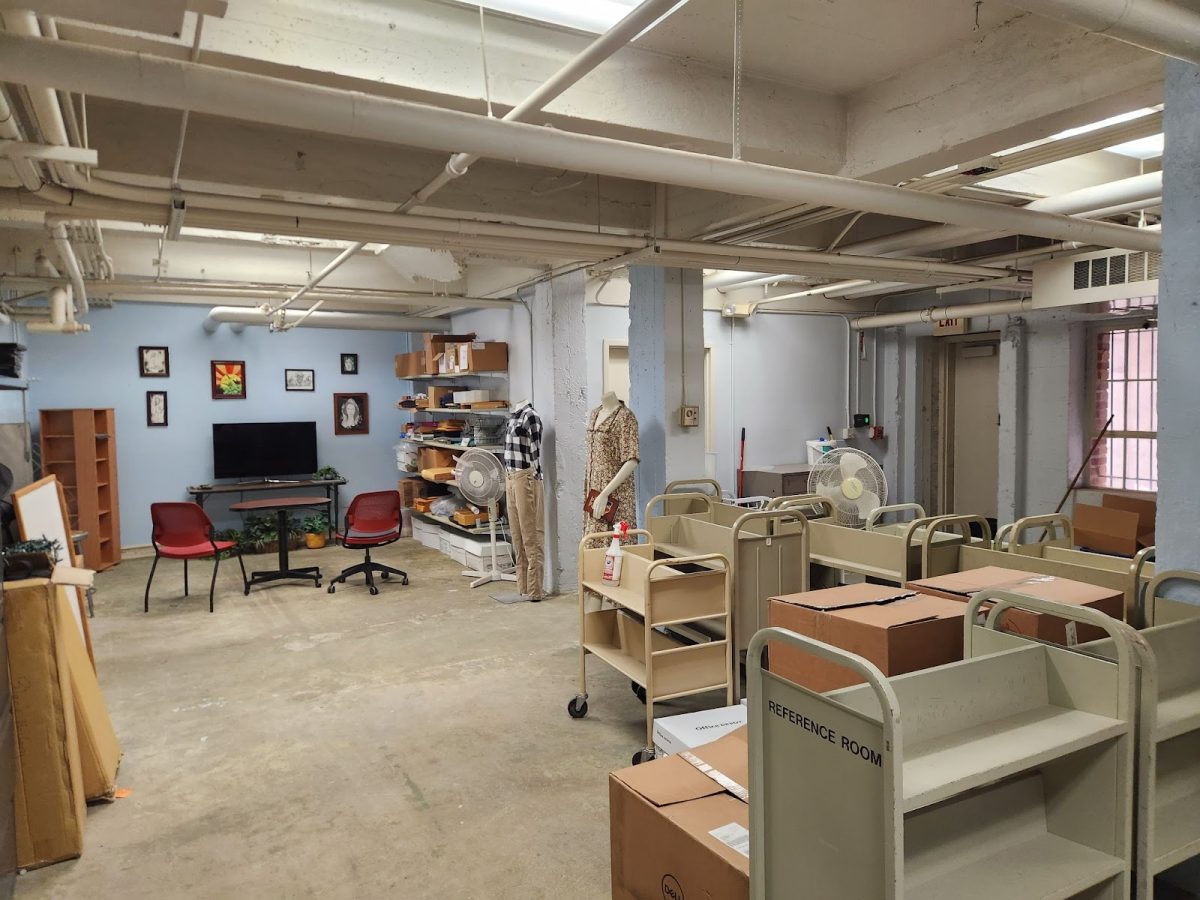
[423,333,476,374]
[767,584,966,693]
[905,566,1124,645]
[1073,493,1156,555]
[427,385,467,408]
[453,341,507,374]
[653,705,747,758]
[393,352,424,379]
[610,729,749,900]
[418,447,456,471]
[421,467,456,483]
[398,479,427,508]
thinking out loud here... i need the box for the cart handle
[665,477,723,497]
[746,627,902,900]
[577,527,652,555]
[911,514,993,580]
[865,503,927,531]
[1141,568,1200,628]
[1130,546,1156,627]
[764,492,825,511]
[644,491,714,522]
[999,513,1074,552]
[772,494,836,517]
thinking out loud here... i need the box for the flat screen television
[212,421,318,480]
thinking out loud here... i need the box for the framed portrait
[333,392,369,435]
[139,346,169,377]
[285,368,315,392]
[340,353,359,375]
[211,360,247,399]
[146,391,168,427]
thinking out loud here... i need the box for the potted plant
[1,537,63,580]
[286,515,306,551]
[242,513,278,554]
[313,465,341,481]
[213,529,244,559]
[302,513,329,549]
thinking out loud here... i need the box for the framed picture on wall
[333,393,369,435]
[340,353,359,375]
[139,346,169,377]
[146,391,168,427]
[211,360,247,399]
[284,368,315,392]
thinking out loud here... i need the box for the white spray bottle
[603,520,630,585]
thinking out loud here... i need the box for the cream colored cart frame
[749,588,1140,899]
[567,529,733,764]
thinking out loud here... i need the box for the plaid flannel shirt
[504,404,543,477]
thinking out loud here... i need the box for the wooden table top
[229,496,333,512]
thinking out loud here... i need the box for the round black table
[230,496,332,591]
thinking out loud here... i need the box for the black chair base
[327,547,408,596]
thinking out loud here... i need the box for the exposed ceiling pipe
[851,298,1035,330]
[1009,0,1200,65]
[203,306,451,333]
[48,222,87,315]
[269,0,691,319]
[0,34,1161,254]
[0,86,43,192]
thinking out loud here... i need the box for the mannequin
[503,398,546,602]
[583,391,640,537]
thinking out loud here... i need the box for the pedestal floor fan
[454,448,517,589]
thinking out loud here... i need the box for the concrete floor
[15,540,702,899]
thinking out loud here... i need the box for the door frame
[929,331,1001,515]
[603,341,714,452]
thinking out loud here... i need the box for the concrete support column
[997,318,1027,523]
[528,270,587,592]
[628,267,706,521]
[1157,59,1200,579]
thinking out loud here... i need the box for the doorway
[948,341,1000,520]
[602,341,713,452]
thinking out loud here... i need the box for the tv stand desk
[187,479,347,537]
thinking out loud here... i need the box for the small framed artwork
[146,391,168,427]
[139,346,169,377]
[284,368,315,392]
[333,392,369,435]
[340,353,359,375]
[211,360,247,399]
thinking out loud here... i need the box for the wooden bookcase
[38,409,120,571]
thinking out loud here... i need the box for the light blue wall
[25,302,411,545]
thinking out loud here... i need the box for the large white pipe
[203,306,450,333]
[1010,0,1200,65]
[48,222,88,315]
[0,86,42,192]
[275,0,689,314]
[851,298,1034,330]
[0,34,1160,253]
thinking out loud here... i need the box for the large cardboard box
[653,706,746,758]
[427,385,467,409]
[398,479,427,508]
[418,447,456,471]
[393,352,425,379]
[422,333,476,374]
[7,579,86,869]
[451,341,508,374]
[1073,493,1156,554]
[767,584,966,693]
[905,566,1124,645]
[610,729,749,900]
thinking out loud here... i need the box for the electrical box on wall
[853,413,872,428]
[679,405,700,428]
[870,425,885,440]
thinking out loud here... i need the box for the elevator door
[952,343,1000,520]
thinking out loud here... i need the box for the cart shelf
[1154,684,1200,741]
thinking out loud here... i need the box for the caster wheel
[243,587,250,596]
[327,585,335,594]
[402,576,410,586]
[631,680,639,696]
[632,749,655,766]
[634,685,647,704]
[369,586,380,596]
[381,572,390,580]
[567,697,588,719]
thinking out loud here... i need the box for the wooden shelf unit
[569,530,733,762]
[747,589,1140,900]
[39,409,120,571]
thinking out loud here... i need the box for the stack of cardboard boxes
[393,334,509,381]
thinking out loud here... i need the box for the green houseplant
[242,513,278,554]
[313,465,341,481]
[303,513,329,549]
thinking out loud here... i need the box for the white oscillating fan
[807,447,888,528]
[454,448,517,588]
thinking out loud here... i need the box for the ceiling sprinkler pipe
[203,306,452,332]
[1010,0,1200,65]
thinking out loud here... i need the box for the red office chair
[145,502,248,613]
[327,490,408,596]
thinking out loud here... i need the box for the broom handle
[1054,414,1114,514]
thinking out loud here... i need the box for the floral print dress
[582,401,640,539]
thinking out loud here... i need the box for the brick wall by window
[1090,318,1157,492]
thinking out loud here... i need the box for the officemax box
[768,584,965,693]
[905,566,1123,645]
[609,729,749,900]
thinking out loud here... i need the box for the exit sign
[934,317,969,335]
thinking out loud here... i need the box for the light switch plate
[679,405,700,427]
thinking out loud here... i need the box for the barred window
[1090,321,1157,492]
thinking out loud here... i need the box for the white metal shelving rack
[747,589,1140,900]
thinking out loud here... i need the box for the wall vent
[1073,250,1161,291]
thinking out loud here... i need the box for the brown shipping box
[418,447,456,471]
[768,584,966,693]
[452,341,508,374]
[610,729,749,900]
[394,352,425,379]
[427,385,467,408]
[423,333,476,374]
[7,579,86,869]
[57,589,121,801]
[1073,493,1157,554]
[905,566,1124,644]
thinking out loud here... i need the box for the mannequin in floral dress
[583,391,639,539]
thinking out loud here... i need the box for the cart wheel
[630,680,639,696]
[634,685,647,704]
[632,749,655,766]
[327,585,336,594]
[369,586,380,596]
[567,697,588,719]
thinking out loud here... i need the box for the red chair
[327,490,408,596]
[145,502,248,613]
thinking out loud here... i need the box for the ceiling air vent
[962,165,998,177]
[1034,248,1159,311]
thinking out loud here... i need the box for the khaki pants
[505,467,545,599]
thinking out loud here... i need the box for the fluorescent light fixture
[996,107,1161,159]
[1106,134,1164,160]
[465,0,684,34]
